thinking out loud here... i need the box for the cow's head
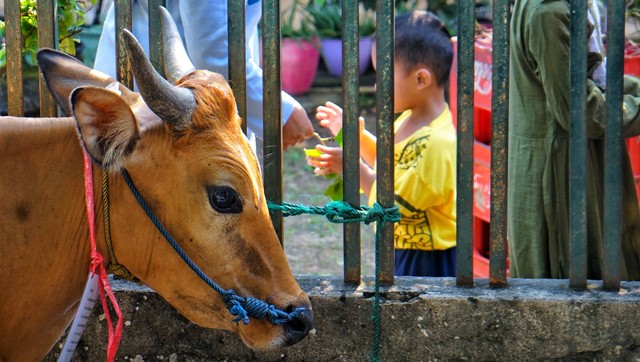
[36,7,312,350]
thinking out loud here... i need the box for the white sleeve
[176,1,296,139]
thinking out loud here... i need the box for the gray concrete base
[45,277,640,361]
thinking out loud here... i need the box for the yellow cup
[303,148,322,157]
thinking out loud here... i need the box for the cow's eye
[207,186,242,213]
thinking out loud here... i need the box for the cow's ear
[37,49,137,117]
[71,86,141,170]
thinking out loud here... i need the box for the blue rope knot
[223,290,297,325]
[223,291,250,324]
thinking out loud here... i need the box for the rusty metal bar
[262,0,284,243]
[488,0,510,288]
[228,1,247,129]
[455,0,475,287]
[37,0,57,117]
[6,0,24,116]
[115,0,133,89]
[148,0,166,75]
[375,0,395,285]
[568,0,588,290]
[603,0,624,291]
[342,0,361,284]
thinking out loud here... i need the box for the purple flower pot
[320,36,373,76]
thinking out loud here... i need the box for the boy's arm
[359,129,377,167]
[359,158,376,197]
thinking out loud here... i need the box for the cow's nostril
[284,306,314,346]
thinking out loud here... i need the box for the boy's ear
[415,67,434,89]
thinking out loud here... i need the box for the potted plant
[0,0,96,114]
[308,0,375,76]
[280,0,320,95]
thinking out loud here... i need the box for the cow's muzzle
[284,306,314,346]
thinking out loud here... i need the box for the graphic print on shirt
[394,135,434,250]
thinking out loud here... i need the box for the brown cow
[0,7,312,361]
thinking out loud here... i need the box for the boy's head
[394,10,453,88]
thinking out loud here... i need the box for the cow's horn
[122,29,195,131]
[158,6,195,84]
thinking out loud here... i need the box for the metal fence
[3,0,629,291]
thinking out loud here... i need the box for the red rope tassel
[84,153,123,361]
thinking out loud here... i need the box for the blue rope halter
[120,169,297,325]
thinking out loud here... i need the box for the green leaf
[335,128,343,147]
[59,37,76,55]
[324,176,344,201]
[319,128,345,201]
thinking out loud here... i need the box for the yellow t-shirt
[368,106,457,251]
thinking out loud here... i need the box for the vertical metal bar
[342,0,361,284]
[37,0,57,117]
[603,0,624,291]
[455,0,475,287]
[6,0,24,116]
[569,0,588,290]
[375,0,394,285]
[115,0,133,89]
[262,0,284,243]
[489,0,510,287]
[229,1,248,129]
[148,0,166,75]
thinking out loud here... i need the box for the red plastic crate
[450,37,493,145]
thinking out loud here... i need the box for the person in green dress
[508,0,640,279]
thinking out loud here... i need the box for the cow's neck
[0,116,108,357]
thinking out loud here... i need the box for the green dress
[508,0,640,279]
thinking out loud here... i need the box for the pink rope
[83,153,123,362]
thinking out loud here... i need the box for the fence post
[568,0,589,290]
[262,0,285,243]
[455,0,476,287]
[489,0,510,288]
[603,0,625,291]
[374,0,395,284]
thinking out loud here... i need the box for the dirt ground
[280,145,377,277]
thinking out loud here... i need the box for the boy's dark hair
[395,11,453,87]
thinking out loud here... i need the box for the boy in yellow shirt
[306,10,456,276]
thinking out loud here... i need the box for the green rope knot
[268,201,400,226]
[365,202,400,225]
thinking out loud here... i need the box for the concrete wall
[46,277,640,361]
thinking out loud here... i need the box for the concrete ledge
[46,277,640,361]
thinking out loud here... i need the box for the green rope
[268,200,399,362]
[268,201,398,225]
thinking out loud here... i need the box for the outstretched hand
[283,102,314,150]
[306,144,344,176]
[316,101,366,138]
[315,101,344,137]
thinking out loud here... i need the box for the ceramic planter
[320,35,373,76]
[281,38,320,95]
